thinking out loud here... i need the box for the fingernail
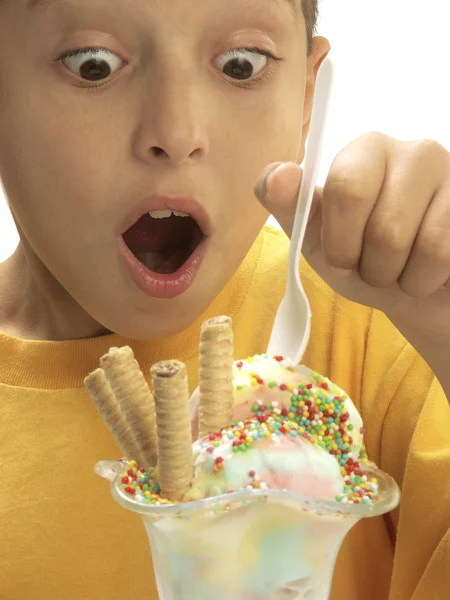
[257,162,283,200]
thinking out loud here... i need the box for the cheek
[223,89,305,161]
[0,94,116,239]
[214,83,305,226]
[218,81,306,194]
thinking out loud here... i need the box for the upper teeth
[149,209,190,219]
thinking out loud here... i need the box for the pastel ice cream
[231,355,364,462]
[186,419,345,502]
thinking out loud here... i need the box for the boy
[0,0,448,599]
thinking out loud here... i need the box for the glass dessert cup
[96,460,400,600]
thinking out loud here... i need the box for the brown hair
[303,0,319,54]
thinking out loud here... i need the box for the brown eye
[215,49,268,81]
[62,49,124,82]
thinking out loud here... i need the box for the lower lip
[118,237,207,299]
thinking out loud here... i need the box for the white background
[1,0,449,262]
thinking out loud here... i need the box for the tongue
[134,247,191,275]
[123,213,195,251]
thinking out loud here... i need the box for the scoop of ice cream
[230,355,364,460]
[183,414,344,501]
[190,355,364,461]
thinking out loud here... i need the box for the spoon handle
[290,58,334,285]
[266,57,334,363]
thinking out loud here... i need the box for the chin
[98,277,223,340]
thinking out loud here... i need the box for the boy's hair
[303,0,319,54]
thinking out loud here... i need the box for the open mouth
[123,210,205,275]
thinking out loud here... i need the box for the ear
[297,36,331,162]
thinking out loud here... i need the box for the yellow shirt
[0,226,449,600]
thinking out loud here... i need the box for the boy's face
[0,0,328,339]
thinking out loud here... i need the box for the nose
[134,76,210,166]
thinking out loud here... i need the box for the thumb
[255,162,302,237]
[254,162,323,254]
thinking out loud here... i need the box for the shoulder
[259,224,347,307]
[260,224,289,254]
[258,225,289,273]
[261,223,289,245]
[259,225,345,319]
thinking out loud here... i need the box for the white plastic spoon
[266,57,334,364]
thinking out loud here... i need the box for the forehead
[26,0,299,12]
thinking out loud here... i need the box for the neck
[0,242,108,341]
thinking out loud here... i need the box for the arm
[359,308,450,599]
[382,367,450,599]
[391,320,450,403]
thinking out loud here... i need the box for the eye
[214,48,272,81]
[60,48,125,82]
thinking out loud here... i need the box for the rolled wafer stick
[198,315,234,439]
[151,360,193,501]
[84,368,143,463]
[100,347,158,471]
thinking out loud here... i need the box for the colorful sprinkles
[118,461,173,505]
[119,355,379,506]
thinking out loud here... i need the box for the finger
[321,132,388,269]
[359,142,445,287]
[255,162,283,200]
[398,183,450,297]
[254,162,303,237]
[360,140,449,288]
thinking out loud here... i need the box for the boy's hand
[255,132,450,391]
